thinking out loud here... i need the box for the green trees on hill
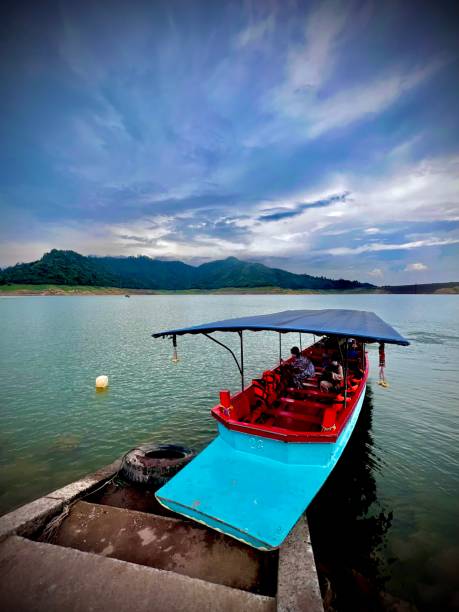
[0,249,374,291]
[0,250,118,286]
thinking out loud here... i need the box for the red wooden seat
[280,396,349,413]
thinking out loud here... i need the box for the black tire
[120,443,195,487]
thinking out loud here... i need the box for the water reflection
[308,387,399,611]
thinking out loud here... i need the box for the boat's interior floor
[213,342,366,438]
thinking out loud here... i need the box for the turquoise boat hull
[156,385,366,550]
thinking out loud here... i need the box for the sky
[1,0,458,284]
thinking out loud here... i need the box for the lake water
[0,295,458,610]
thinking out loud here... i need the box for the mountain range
[0,249,374,291]
[1,250,457,294]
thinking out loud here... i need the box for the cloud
[257,192,350,222]
[284,0,350,91]
[2,149,458,276]
[350,155,459,224]
[323,237,459,256]
[368,268,384,279]
[405,262,428,271]
[306,62,442,138]
[235,15,275,48]
[242,2,446,146]
[264,59,444,144]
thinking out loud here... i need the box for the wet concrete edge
[0,460,121,541]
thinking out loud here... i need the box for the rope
[40,504,71,542]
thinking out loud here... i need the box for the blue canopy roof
[153,308,410,346]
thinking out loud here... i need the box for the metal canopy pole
[336,336,343,363]
[202,333,244,391]
[343,338,349,409]
[239,330,244,391]
[299,332,302,352]
[279,333,282,363]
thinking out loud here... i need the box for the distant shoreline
[0,285,358,296]
[1,284,458,296]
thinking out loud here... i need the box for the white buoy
[95,375,109,389]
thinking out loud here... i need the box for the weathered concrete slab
[0,535,276,612]
[45,460,121,502]
[52,500,277,596]
[277,516,323,612]
[0,496,65,542]
[0,460,120,541]
[88,478,178,518]
[0,458,324,611]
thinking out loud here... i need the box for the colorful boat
[152,309,409,551]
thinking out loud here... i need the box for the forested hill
[0,249,374,291]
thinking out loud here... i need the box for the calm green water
[0,295,458,610]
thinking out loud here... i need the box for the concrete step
[0,535,276,612]
[51,500,277,596]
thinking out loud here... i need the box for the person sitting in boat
[347,339,359,360]
[347,339,365,378]
[319,360,343,393]
[289,346,315,388]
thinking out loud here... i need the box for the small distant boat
[153,309,409,550]
[125,294,130,298]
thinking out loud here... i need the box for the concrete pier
[0,462,323,612]
[0,536,275,612]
